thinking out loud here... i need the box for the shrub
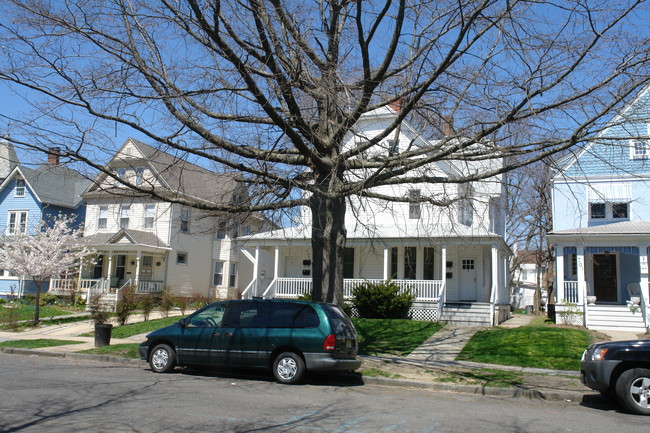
[175,297,189,315]
[116,286,137,326]
[188,293,208,310]
[87,294,110,324]
[351,280,415,319]
[297,292,312,301]
[139,295,155,322]
[40,293,58,306]
[159,288,175,318]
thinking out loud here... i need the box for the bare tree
[506,160,554,312]
[0,216,93,323]
[1,1,649,305]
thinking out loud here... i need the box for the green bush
[159,288,175,317]
[138,295,155,321]
[351,280,415,319]
[116,286,137,326]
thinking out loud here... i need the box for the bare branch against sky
[0,0,648,303]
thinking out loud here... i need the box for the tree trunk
[33,282,42,324]
[310,193,347,305]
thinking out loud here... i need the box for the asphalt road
[0,353,647,433]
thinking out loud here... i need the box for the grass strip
[0,339,83,349]
[80,343,141,359]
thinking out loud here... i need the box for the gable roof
[0,165,89,208]
[83,138,243,204]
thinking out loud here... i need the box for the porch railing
[265,277,443,302]
[563,281,579,304]
[137,280,164,294]
[49,278,78,294]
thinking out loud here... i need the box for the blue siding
[0,279,50,297]
[564,89,650,178]
[0,176,43,234]
[43,204,86,229]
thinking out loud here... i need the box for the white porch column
[274,246,280,279]
[440,245,447,299]
[556,247,565,303]
[107,253,114,284]
[640,247,649,327]
[134,251,141,288]
[576,246,586,306]
[383,246,389,281]
[254,246,260,296]
[490,246,498,325]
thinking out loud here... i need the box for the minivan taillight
[323,334,336,351]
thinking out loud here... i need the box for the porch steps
[87,293,117,312]
[586,305,647,333]
[440,302,492,326]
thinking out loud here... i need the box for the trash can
[94,323,113,347]
[525,305,534,314]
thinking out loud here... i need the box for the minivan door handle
[213,332,233,337]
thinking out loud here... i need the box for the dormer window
[116,168,127,179]
[14,179,25,197]
[135,167,145,185]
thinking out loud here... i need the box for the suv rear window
[268,303,320,328]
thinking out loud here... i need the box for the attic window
[14,179,25,197]
[135,167,145,185]
[116,168,127,179]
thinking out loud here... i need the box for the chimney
[442,115,453,136]
[48,147,60,165]
[388,98,402,113]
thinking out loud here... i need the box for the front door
[593,254,617,302]
[459,257,477,301]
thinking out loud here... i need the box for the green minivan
[138,299,362,384]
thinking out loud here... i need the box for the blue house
[0,143,89,297]
[548,86,650,332]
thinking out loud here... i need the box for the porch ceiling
[548,221,650,244]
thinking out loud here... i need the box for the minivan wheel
[149,344,177,373]
[615,368,650,415]
[273,352,305,384]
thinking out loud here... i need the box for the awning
[587,183,631,203]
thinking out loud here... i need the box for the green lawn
[110,316,182,338]
[81,343,141,359]
[0,304,81,323]
[0,339,83,349]
[456,323,592,371]
[352,318,442,356]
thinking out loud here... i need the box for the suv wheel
[273,352,305,384]
[615,368,650,415]
[149,344,177,373]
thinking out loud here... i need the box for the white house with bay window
[237,106,511,326]
[50,138,271,302]
[548,84,650,332]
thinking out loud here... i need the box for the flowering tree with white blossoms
[0,215,93,323]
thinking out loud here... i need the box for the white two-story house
[51,138,270,301]
[237,106,511,326]
[548,85,650,332]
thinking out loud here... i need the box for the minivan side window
[187,303,226,328]
[268,304,320,328]
[221,301,267,328]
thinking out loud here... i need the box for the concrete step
[586,304,646,332]
[441,303,492,326]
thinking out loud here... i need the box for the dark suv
[581,340,650,415]
[139,299,361,384]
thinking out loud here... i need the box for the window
[144,204,155,229]
[613,202,629,218]
[180,208,190,233]
[267,303,320,328]
[213,261,224,285]
[404,246,417,279]
[590,202,605,219]
[120,205,130,228]
[424,247,435,280]
[188,303,226,328]
[462,259,475,270]
[142,255,153,267]
[459,184,474,226]
[135,166,145,185]
[97,206,108,229]
[229,263,237,287]
[631,140,649,159]
[387,139,399,155]
[116,167,127,179]
[390,247,398,278]
[215,220,226,240]
[408,189,421,219]
[7,211,28,234]
[241,225,250,236]
[14,179,25,197]
[176,252,188,265]
[343,247,354,279]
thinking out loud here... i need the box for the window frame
[120,204,130,228]
[213,261,224,286]
[14,179,25,198]
[176,252,188,265]
[97,205,108,229]
[144,204,155,229]
[7,210,28,234]
[135,166,145,185]
[630,140,650,160]
[229,262,237,287]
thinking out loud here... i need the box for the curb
[1,347,588,402]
